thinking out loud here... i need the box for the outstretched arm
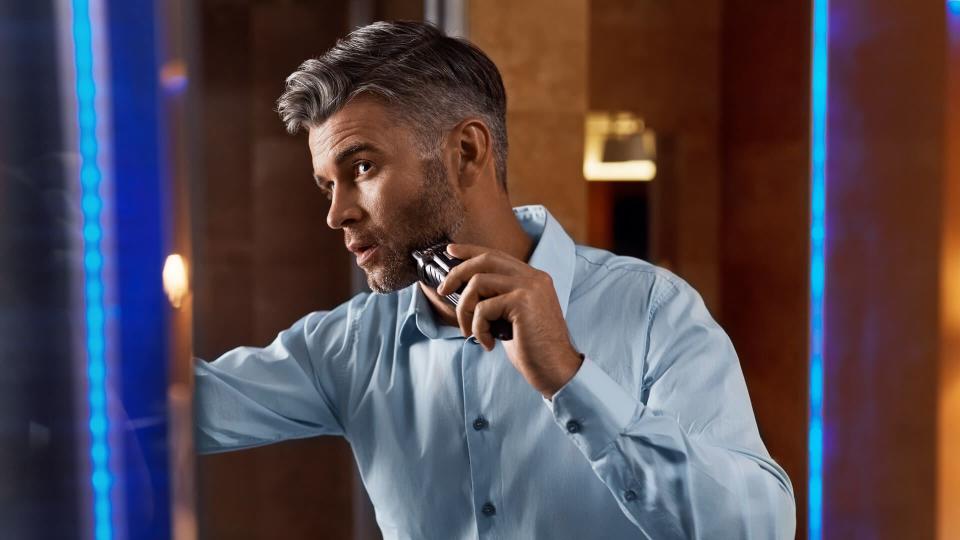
[194,309,349,454]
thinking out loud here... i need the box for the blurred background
[2,0,959,539]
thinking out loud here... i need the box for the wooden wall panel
[590,0,723,310]
[469,0,589,243]
[824,1,946,538]
[193,2,356,539]
[939,12,960,540]
[720,2,812,538]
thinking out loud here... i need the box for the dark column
[719,2,812,538]
[0,2,82,537]
[823,2,946,537]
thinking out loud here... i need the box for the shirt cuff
[544,356,640,460]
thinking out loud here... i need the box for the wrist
[541,349,585,399]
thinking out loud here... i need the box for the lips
[355,245,379,265]
[347,240,379,265]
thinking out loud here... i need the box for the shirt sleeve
[194,308,351,454]
[545,277,796,539]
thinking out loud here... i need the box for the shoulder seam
[574,250,683,284]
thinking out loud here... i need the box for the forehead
[308,97,411,171]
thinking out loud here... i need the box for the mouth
[353,244,380,266]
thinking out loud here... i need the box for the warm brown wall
[719,2,812,538]
[824,2,947,538]
[590,5,811,537]
[469,0,589,243]
[589,0,722,311]
[940,14,960,540]
[193,2,357,539]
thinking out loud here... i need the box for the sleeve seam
[641,279,681,385]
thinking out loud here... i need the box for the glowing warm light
[941,8,960,537]
[583,112,657,181]
[583,159,657,181]
[160,59,188,94]
[163,254,189,309]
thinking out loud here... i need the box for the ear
[448,117,494,191]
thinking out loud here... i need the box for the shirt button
[624,489,638,502]
[473,416,489,431]
[481,502,496,516]
[566,420,581,433]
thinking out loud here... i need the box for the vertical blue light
[949,0,960,16]
[809,0,829,539]
[72,1,113,539]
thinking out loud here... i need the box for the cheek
[361,193,398,232]
[360,173,418,223]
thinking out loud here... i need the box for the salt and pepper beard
[362,153,464,293]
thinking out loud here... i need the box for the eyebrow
[313,142,380,186]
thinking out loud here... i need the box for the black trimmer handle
[412,242,513,341]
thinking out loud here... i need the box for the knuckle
[455,300,470,319]
[446,268,462,286]
[462,276,479,297]
[472,300,485,318]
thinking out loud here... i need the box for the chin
[365,266,419,294]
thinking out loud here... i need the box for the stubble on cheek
[363,156,464,294]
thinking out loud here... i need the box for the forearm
[587,412,794,539]
[547,358,796,539]
[193,311,349,454]
[194,358,338,454]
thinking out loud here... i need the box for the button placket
[460,338,500,537]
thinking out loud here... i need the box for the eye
[354,160,374,177]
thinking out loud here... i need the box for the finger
[445,243,495,260]
[455,273,516,337]
[438,249,526,296]
[473,294,513,351]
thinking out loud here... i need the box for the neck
[421,201,534,328]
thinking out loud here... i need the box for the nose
[326,183,363,229]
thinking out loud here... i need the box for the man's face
[309,97,464,293]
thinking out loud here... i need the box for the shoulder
[300,289,404,356]
[571,244,689,309]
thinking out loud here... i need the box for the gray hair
[277,21,509,190]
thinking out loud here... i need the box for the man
[195,21,795,539]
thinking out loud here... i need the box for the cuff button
[565,420,581,433]
[624,489,638,502]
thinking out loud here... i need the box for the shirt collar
[398,205,577,343]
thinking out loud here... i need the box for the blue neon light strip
[950,0,960,16]
[809,0,828,538]
[72,1,114,539]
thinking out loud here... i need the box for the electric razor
[412,241,513,341]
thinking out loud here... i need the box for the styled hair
[277,21,509,190]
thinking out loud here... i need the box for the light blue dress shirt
[195,205,796,539]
